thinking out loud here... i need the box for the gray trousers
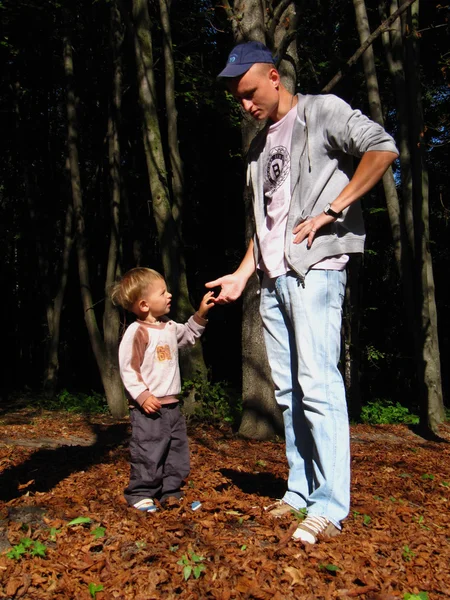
[124,403,190,506]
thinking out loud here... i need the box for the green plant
[67,516,92,526]
[92,527,106,539]
[88,582,104,598]
[403,593,428,600]
[402,545,416,562]
[292,507,308,521]
[7,538,46,560]
[38,389,108,414]
[361,399,419,425]
[177,550,206,580]
[319,563,340,575]
[181,374,242,426]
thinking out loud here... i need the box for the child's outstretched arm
[197,290,215,319]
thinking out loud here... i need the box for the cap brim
[217,63,253,79]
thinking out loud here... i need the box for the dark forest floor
[1,405,450,600]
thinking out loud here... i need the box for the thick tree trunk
[352,0,405,416]
[223,1,297,439]
[64,32,127,419]
[103,1,128,414]
[402,0,444,432]
[131,0,206,378]
[159,0,183,236]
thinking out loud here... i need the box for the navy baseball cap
[218,41,275,79]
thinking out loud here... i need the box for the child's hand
[197,290,215,319]
[141,394,162,415]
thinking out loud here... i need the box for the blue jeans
[259,269,350,527]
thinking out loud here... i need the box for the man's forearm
[235,238,256,282]
[328,150,398,215]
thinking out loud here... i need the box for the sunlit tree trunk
[159,0,183,236]
[379,0,444,433]
[130,0,206,377]
[402,0,444,432]
[351,0,404,417]
[103,0,128,413]
[64,30,127,418]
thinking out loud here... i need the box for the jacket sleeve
[118,325,152,406]
[319,94,398,157]
[175,313,207,349]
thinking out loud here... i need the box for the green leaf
[7,545,27,560]
[190,552,205,563]
[68,517,92,526]
[92,527,106,539]
[30,541,47,557]
[183,565,192,580]
[319,563,340,573]
[88,582,104,598]
[193,564,206,579]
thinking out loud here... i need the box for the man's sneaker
[133,498,158,513]
[264,499,295,518]
[292,515,340,544]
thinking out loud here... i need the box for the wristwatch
[323,203,342,219]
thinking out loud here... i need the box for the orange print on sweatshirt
[156,344,172,362]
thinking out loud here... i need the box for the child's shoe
[133,498,158,513]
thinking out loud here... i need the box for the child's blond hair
[110,267,164,312]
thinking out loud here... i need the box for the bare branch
[322,0,417,93]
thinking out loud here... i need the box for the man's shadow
[218,468,285,499]
[0,422,130,502]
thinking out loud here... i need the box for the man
[206,41,398,544]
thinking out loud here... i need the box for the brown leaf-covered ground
[1,405,450,600]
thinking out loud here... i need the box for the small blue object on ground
[191,501,202,511]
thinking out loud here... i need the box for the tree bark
[401,0,444,432]
[130,0,206,378]
[159,0,183,237]
[222,0,298,439]
[103,0,128,415]
[64,29,127,419]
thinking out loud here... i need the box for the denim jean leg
[283,270,350,526]
[259,275,310,512]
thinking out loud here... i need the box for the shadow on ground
[0,423,130,502]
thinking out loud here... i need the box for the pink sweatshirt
[118,313,207,407]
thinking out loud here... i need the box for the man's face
[229,64,280,122]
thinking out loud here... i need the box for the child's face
[143,279,172,319]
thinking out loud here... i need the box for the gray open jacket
[246,93,399,280]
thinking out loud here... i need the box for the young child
[110,267,214,513]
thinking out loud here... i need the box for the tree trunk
[44,202,74,394]
[402,0,444,432]
[103,0,128,415]
[64,30,127,419]
[343,255,363,421]
[222,0,298,439]
[130,0,206,378]
[158,0,183,236]
[352,0,405,416]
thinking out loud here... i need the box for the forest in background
[0,0,449,433]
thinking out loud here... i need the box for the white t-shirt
[258,105,348,277]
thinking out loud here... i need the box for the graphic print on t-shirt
[265,145,290,194]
